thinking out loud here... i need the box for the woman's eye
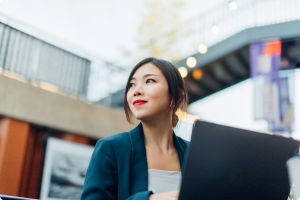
[128,83,135,88]
[146,79,155,83]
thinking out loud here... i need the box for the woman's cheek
[152,85,169,102]
[148,84,163,98]
[127,92,133,109]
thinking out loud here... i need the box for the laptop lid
[0,194,36,200]
[179,120,300,200]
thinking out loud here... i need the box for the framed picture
[40,137,94,200]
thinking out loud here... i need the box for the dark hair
[124,57,188,127]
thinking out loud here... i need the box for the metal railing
[0,21,91,100]
[87,61,129,102]
[0,14,128,103]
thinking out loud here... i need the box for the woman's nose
[133,85,143,97]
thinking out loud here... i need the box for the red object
[263,39,281,55]
[133,99,147,107]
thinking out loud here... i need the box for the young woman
[81,57,189,200]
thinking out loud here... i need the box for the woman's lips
[133,100,147,107]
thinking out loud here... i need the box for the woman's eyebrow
[143,74,158,78]
[131,74,158,80]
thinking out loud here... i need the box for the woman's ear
[170,100,175,109]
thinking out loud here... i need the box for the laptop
[0,194,36,200]
[179,120,300,200]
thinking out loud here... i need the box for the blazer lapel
[129,123,148,194]
[173,132,186,171]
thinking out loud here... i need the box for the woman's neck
[141,115,174,152]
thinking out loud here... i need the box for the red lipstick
[133,99,147,107]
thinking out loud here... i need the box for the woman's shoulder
[95,132,131,149]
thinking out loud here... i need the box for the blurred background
[0,0,300,199]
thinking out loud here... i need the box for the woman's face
[127,63,172,122]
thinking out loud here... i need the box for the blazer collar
[128,122,187,194]
[129,122,148,194]
[173,130,186,170]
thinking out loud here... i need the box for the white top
[148,169,182,194]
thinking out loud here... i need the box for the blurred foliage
[138,0,185,62]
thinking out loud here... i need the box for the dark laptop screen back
[0,194,35,200]
[179,120,300,200]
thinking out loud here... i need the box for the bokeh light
[211,25,220,35]
[192,69,203,80]
[178,67,188,78]
[187,57,197,68]
[198,44,208,54]
[229,1,238,10]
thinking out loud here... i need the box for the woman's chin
[134,114,160,123]
[133,113,152,122]
[133,114,147,121]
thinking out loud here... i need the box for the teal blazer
[81,123,189,200]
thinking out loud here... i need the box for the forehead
[132,63,164,78]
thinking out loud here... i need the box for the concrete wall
[0,75,137,139]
